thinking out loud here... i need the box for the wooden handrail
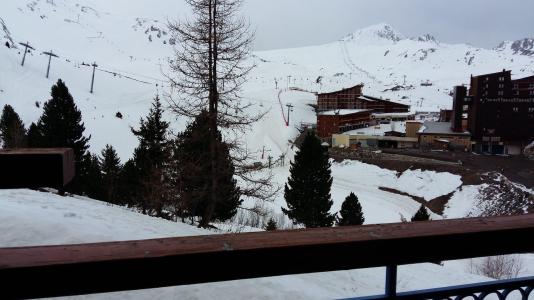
[1,214,534,299]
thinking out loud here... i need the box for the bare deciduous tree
[469,255,524,280]
[166,0,277,227]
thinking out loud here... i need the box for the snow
[344,121,406,136]
[0,189,496,299]
[443,185,485,218]
[318,109,371,116]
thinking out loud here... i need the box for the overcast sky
[241,0,534,50]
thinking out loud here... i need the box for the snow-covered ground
[0,189,507,299]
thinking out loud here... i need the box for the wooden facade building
[317,109,372,138]
[317,84,409,113]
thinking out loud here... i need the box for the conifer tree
[0,104,27,148]
[100,145,122,204]
[337,192,365,226]
[27,122,42,148]
[411,204,431,221]
[282,132,335,228]
[117,159,142,207]
[265,218,278,231]
[82,153,104,199]
[131,96,172,217]
[175,110,242,227]
[36,79,91,194]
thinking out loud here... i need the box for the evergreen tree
[0,104,27,148]
[27,122,42,148]
[100,145,122,204]
[337,192,365,226]
[411,204,431,221]
[282,132,335,228]
[82,153,104,199]
[175,110,242,227]
[117,159,142,207]
[131,96,172,217]
[265,218,278,231]
[36,79,91,194]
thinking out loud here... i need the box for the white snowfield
[0,189,497,300]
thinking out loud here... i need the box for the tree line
[0,79,243,227]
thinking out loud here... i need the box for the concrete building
[451,70,534,154]
[418,121,471,150]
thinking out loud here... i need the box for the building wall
[317,86,409,113]
[317,86,363,111]
[463,71,534,144]
[317,111,372,138]
[419,134,471,149]
[512,76,534,97]
[405,121,423,138]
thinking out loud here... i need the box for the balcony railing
[1,214,534,299]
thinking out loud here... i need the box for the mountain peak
[495,38,534,56]
[343,23,404,43]
[416,34,438,43]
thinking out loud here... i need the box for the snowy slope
[2,0,534,159]
[0,189,500,300]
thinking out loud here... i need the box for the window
[530,83,534,88]
[529,107,534,112]
[530,90,534,96]
[498,91,504,96]
[514,84,519,89]
[514,90,520,96]
[499,76,505,82]
[513,107,519,113]
[498,83,504,89]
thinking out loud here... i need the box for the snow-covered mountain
[495,38,534,56]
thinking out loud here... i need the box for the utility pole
[274,78,278,90]
[286,103,294,127]
[42,50,59,79]
[403,75,406,86]
[287,75,292,89]
[261,146,271,159]
[90,62,98,93]
[19,42,35,66]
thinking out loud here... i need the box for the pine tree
[131,96,172,217]
[100,145,122,204]
[36,79,91,194]
[411,204,431,221]
[175,110,242,227]
[265,218,278,231]
[282,132,335,228]
[337,192,365,226]
[0,104,27,148]
[82,153,104,199]
[27,122,42,148]
[117,159,142,207]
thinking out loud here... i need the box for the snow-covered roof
[418,122,470,136]
[372,112,415,118]
[344,121,406,136]
[318,109,371,116]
